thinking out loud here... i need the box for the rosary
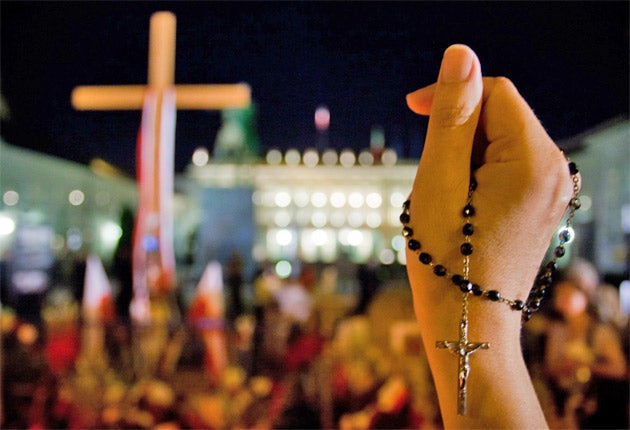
[401,159,581,415]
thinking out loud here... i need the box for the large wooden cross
[72,11,250,322]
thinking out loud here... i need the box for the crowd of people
[1,255,628,429]
[523,259,629,429]
[1,258,429,429]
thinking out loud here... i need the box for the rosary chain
[401,159,580,323]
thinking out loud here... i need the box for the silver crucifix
[436,296,489,415]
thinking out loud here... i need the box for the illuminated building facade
[185,147,416,280]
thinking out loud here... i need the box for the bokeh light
[0,214,16,236]
[275,260,292,279]
[192,147,210,166]
[3,190,19,206]
[266,149,283,165]
[314,105,330,131]
[68,189,85,206]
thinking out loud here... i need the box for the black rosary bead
[460,242,473,256]
[536,274,553,287]
[568,162,579,175]
[462,223,474,236]
[403,200,410,210]
[512,300,525,311]
[546,261,558,273]
[471,284,484,296]
[433,265,447,276]
[462,204,475,217]
[399,212,410,224]
[487,290,502,301]
[419,253,432,265]
[554,246,565,258]
[529,299,542,310]
[460,281,473,293]
[535,285,548,297]
[402,226,413,237]
[407,239,421,251]
[570,197,581,210]
[558,228,572,244]
[451,274,464,285]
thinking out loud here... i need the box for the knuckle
[491,77,522,102]
[493,76,516,92]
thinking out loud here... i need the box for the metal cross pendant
[436,297,489,415]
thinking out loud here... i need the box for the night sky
[1,1,628,174]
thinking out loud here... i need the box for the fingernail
[440,44,475,83]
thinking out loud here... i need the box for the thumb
[412,45,483,195]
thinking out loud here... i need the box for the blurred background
[1,2,628,429]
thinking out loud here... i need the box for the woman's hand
[404,44,575,428]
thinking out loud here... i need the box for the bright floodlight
[330,192,346,208]
[311,192,327,208]
[311,229,329,246]
[100,221,123,247]
[347,230,364,246]
[274,191,292,208]
[275,229,293,246]
[0,214,16,236]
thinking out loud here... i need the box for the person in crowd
[565,257,629,332]
[274,269,315,326]
[543,263,628,429]
[353,261,381,315]
[404,43,580,428]
[226,252,245,321]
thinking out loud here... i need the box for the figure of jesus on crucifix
[72,12,250,325]
[436,295,489,416]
